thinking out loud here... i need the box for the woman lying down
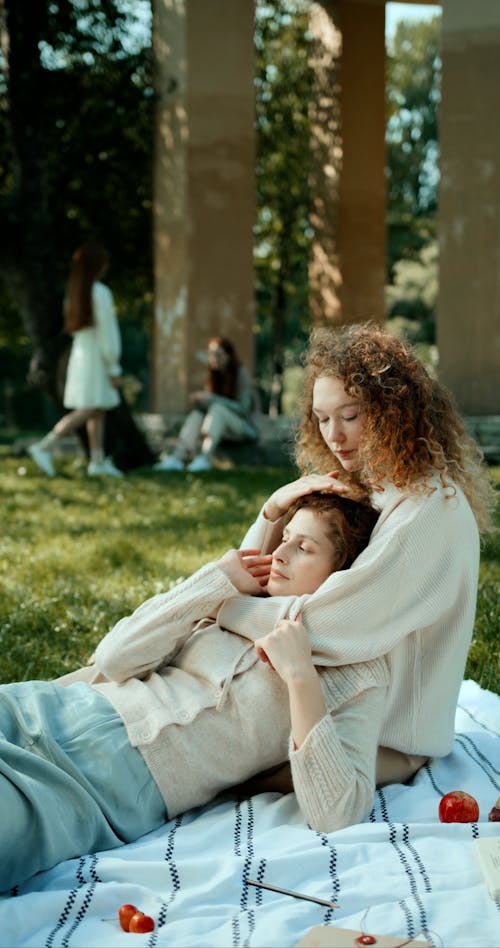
[0,491,386,891]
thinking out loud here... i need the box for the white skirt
[64,328,120,410]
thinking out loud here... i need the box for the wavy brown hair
[295,322,494,533]
[64,243,109,333]
[286,491,379,572]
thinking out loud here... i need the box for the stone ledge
[137,413,298,467]
[137,412,500,467]
[464,416,500,463]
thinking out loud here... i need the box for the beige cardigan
[219,479,480,758]
[86,563,389,833]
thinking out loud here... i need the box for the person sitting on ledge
[154,336,259,473]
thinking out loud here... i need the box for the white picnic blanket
[0,679,498,948]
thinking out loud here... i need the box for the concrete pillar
[152,0,188,413]
[152,0,255,413]
[438,0,500,413]
[309,0,386,326]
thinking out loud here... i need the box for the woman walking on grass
[29,242,123,479]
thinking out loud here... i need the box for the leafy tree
[385,240,438,343]
[254,0,313,412]
[0,0,155,464]
[0,0,153,349]
[386,15,441,276]
[0,1,443,429]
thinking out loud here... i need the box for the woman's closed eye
[279,536,311,554]
[296,541,316,555]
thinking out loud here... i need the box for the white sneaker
[87,457,124,478]
[187,454,212,473]
[153,455,185,472]
[28,442,55,478]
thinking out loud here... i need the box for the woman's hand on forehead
[263,473,348,522]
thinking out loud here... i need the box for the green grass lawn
[1,451,499,693]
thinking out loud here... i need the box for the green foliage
[0,455,294,680]
[386,16,441,236]
[386,14,441,342]
[0,2,446,419]
[0,0,154,374]
[254,0,313,405]
[385,240,438,342]
[467,467,500,694]
[1,454,498,696]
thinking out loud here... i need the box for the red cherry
[438,790,479,823]
[356,937,377,946]
[118,903,139,932]
[129,912,155,934]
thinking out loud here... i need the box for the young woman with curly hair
[216,321,495,793]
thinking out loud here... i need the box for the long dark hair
[64,243,109,333]
[206,337,241,399]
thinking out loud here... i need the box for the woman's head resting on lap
[296,321,493,531]
[267,492,379,597]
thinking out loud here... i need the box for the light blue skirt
[0,680,166,892]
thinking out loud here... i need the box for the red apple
[488,795,500,822]
[118,903,139,932]
[438,790,479,823]
[129,912,155,934]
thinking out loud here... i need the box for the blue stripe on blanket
[457,701,500,736]
[376,792,432,944]
[456,733,500,785]
[233,798,256,947]
[424,760,445,797]
[401,825,431,893]
[45,859,83,947]
[60,879,97,948]
[153,812,183,942]
[318,833,340,924]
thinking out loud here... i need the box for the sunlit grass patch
[1,452,498,693]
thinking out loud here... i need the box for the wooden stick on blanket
[246,878,338,910]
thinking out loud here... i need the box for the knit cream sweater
[218,479,480,758]
[91,564,389,833]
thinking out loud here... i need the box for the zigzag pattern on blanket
[0,679,498,948]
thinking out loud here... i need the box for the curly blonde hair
[295,322,495,533]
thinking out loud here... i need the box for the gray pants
[177,404,257,459]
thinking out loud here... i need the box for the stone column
[438,0,500,413]
[152,0,188,413]
[309,0,386,326]
[152,0,255,413]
